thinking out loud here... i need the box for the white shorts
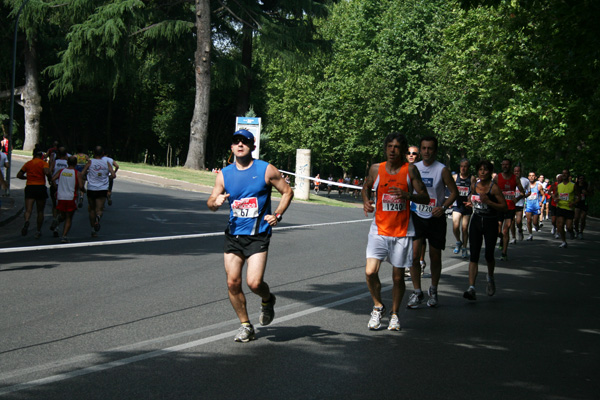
[366,234,413,269]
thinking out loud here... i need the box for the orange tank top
[374,162,412,237]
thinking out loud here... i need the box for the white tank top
[413,160,446,219]
[57,168,78,201]
[87,158,110,191]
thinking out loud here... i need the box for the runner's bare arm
[362,163,379,216]
[207,172,229,211]
[265,164,293,225]
[488,184,508,211]
[441,167,459,209]
[408,164,430,205]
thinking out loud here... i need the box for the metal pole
[7,0,30,196]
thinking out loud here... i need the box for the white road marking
[0,219,371,254]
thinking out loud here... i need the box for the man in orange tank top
[362,132,429,331]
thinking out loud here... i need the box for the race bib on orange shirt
[232,197,259,218]
[382,193,406,212]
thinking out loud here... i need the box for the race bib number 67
[232,197,259,218]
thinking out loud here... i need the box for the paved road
[0,175,598,399]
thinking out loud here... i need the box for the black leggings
[469,213,497,264]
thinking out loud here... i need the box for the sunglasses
[232,137,252,145]
[406,152,418,156]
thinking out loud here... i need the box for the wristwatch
[275,213,282,222]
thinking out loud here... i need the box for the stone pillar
[295,149,311,201]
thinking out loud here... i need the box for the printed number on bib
[528,192,538,200]
[417,198,437,213]
[382,193,406,212]
[502,191,515,200]
[559,193,569,201]
[471,195,488,210]
[232,197,259,218]
[457,186,469,197]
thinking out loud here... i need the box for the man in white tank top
[82,146,115,237]
[407,136,458,309]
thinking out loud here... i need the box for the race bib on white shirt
[232,197,259,218]
[502,191,515,200]
[417,198,437,214]
[471,195,488,210]
[559,193,569,201]
[528,192,538,200]
[382,193,406,212]
[457,186,469,196]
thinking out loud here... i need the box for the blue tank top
[526,182,541,209]
[222,159,272,235]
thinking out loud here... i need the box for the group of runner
[17,144,118,242]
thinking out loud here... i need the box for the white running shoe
[387,313,401,331]
[509,238,517,245]
[462,248,469,259]
[407,292,424,309]
[551,227,556,235]
[427,287,438,308]
[527,234,533,241]
[554,233,560,239]
[559,242,568,248]
[368,306,386,330]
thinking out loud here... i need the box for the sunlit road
[1,176,598,399]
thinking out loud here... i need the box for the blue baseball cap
[233,129,254,141]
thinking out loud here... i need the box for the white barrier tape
[279,169,363,190]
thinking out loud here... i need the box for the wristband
[275,213,282,222]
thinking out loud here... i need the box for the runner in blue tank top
[207,129,293,343]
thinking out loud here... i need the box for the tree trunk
[184,0,211,170]
[235,23,253,117]
[20,41,42,151]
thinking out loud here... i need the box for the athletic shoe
[50,218,59,231]
[234,324,256,343]
[533,227,538,232]
[486,277,496,296]
[78,197,83,208]
[61,236,70,243]
[518,230,524,241]
[427,287,438,308]
[559,242,568,248]
[579,233,584,240]
[551,227,556,235]
[387,313,401,331]
[539,223,544,229]
[34,231,41,239]
[497,242,503,250]
[368,306,386,330]
[407,291,424,309]
[462,248,469,259]
[94,216,101,232]
[453,241,462,254]
[463,288,476,301]
[527,234,533,241]
[91,230,98,238]
[554,233,560,239]
[500,254,508,261]
[259,294,276,326]
[509,238,517,245]
[21,221,30,236]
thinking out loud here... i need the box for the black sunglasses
[232,136,252,145]
[406,152,418,156]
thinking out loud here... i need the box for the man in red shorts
[52,156,86,242]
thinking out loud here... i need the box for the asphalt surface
[0,157,599,400]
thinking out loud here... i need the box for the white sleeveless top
[87,158,110,191]
[412,160,446,219]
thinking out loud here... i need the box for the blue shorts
[525,206,540,215]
